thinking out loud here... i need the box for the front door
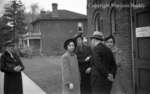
[134,3,150,94]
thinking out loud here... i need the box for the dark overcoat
[75,45,91,94]
[90,43,117,94]
[0,50,24,94]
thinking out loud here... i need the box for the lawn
[22,56,62,94]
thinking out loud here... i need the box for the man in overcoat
[74,33,92,94]
[0,41,24,94]
[89,31,117,94]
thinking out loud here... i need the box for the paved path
[0,72,3,94]
[0,72,46,94]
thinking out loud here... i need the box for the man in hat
[89,31,117,94]
[74,33,92,94]
[0,40,24,94]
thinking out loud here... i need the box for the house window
[94,13,103,32]
[77,22,83,33]
[38,23,41,33]
[95,16,100,31]
[110,8,116,34]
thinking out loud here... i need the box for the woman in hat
[0,42,24,94]
[105,35,127,94]
[61,38,80,94]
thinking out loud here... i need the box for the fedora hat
[89,31,104,41]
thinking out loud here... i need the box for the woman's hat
[89,31,104,41]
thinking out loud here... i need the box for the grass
[22,56,62,94]
[5,56,125,94]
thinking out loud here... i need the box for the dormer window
[77,22,83,33]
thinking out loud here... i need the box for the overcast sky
[0,0,87,16]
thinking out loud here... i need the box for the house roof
[31,9,87,24]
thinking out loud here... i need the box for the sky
[0,0,87,16]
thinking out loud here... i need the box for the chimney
[52,3,58,17]
[40,10,46,14]
[40,10,46,17]
[52,3,58,12]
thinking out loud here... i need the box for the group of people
[61,31,122,94]
[0,30,125,94]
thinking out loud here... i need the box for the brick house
[87,0,150,94]
[22,3,87,56]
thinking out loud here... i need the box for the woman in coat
[0,43,24,94]
[105,35,127,94]
[61,38,80,94]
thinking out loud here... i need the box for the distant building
[21,3,87,56]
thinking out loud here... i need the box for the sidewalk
[0,72,46,94]
[0,72,4,94]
